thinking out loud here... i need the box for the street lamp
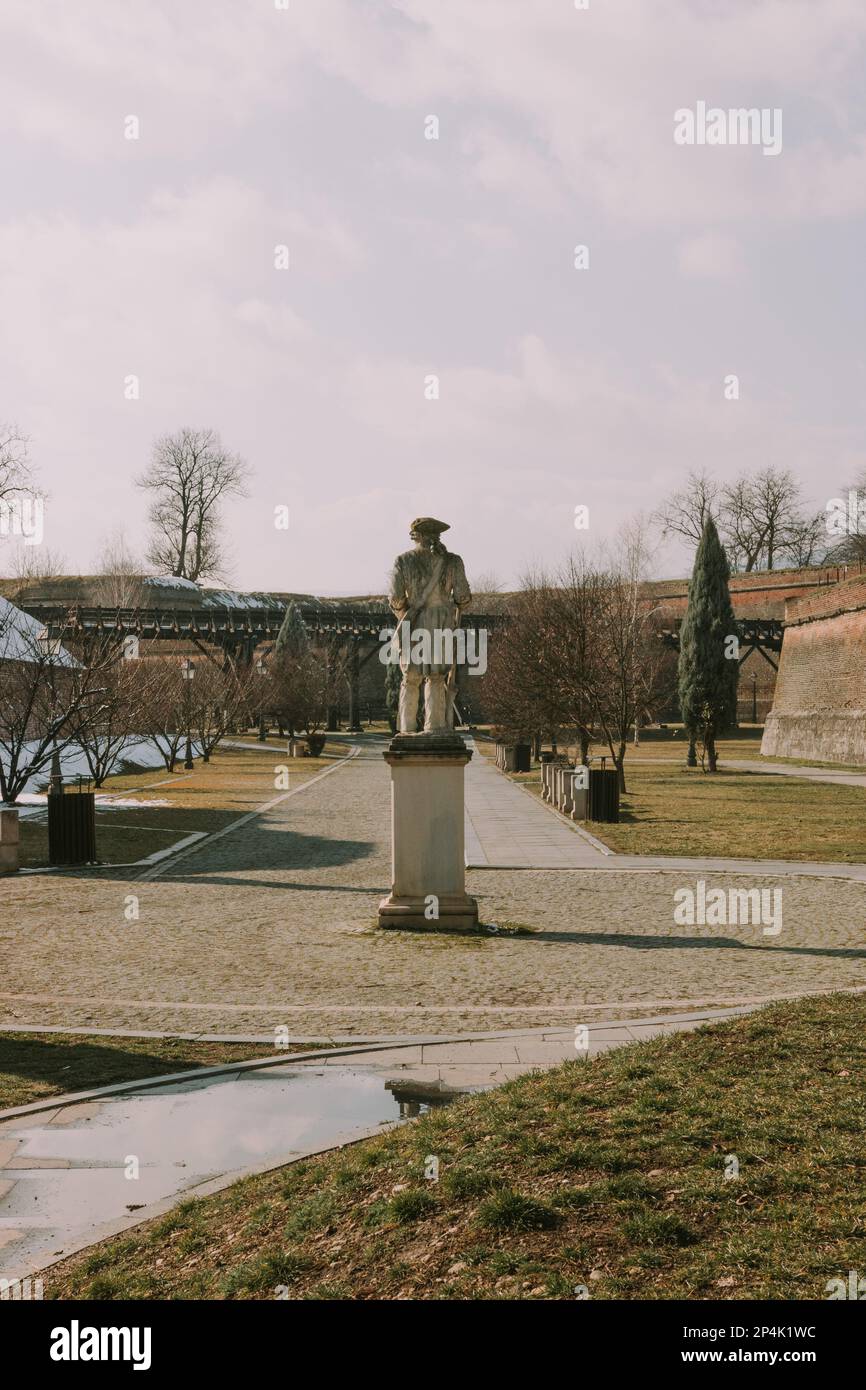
[181,657,195,770]
[633,603,668,747]
[37,627,64,795]
[255,657,268,741]
[751,671,758,725]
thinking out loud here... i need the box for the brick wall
[761,576,866,764]
[639,563,860,620]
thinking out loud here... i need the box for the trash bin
[48,792,97,865]
[514,743,532,772]
[588,766,620,823]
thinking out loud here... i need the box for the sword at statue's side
[445,605,462,727]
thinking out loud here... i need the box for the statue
[388,517,471,734]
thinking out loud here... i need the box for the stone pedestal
[0,805,20,875]
[378,733,479,932]
[569,778,588,821]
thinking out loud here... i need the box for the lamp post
[37,627,64,794]
[633,603,667,747]
[256,657,268,741]
[751,671,758,725]
[181,657,195,770]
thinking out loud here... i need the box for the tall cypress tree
[677,516,738,773]
[274,600,309,659]
[271,601,312,739]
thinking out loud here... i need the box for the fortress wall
[638,563,858,620]
[761,578,866,764]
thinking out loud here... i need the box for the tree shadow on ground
[150,875,389,894]
[0,1036,266,1109]
[154,825,379,881]
[39,823,380,884]
[507,929,866,960]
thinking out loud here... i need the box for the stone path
[1,735,865,1034]
[464,746,608,868]
[727,758,866,789]
[0,1006,755,1283]
[465,743,866,881]
[2,736,866,1280]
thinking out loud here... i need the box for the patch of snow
[202,589,273,609]
[143,575,202,592]
[96,796,173,809]
[16,792,173,812]
[3,736,171,799]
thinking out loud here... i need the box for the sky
[1,0,865,595]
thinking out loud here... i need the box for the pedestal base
[377,732,479,933]
[0,805,20,875]
[377,892,480,933]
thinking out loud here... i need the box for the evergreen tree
[274,600,309,659]
[677,516,738,773]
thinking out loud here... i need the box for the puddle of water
[0,1065,451,1276]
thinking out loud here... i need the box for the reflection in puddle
[0,1065,462,1277]
[386,1078,467,1117]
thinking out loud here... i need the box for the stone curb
[0,1005,758,1125]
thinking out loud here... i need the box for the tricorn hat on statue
[410,516,450,536]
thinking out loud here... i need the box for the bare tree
[92,531,147,609]
[482,583,562,747]
[484,564,599,760]
[136,428,251,582]
[136,657,190,772]
[826,466,866,563]
[719,467,817,571]
[190,656,254,762]
[0,426,37,505]
[8,546,68,599]
[541,558,601,764]
[581,526,668,791]
[783,509,827,568]
[267,644,339,738]
[0,605,119,803]
[484,519,673,787]
[658,465,826,571]
[468,571,510,616]
[69,633,148,787]
[716,476,762,571]
[654,469,720,548]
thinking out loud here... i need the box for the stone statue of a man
[388,517,471,734]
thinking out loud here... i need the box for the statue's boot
[398,672,422,733]
[425,674,450,732]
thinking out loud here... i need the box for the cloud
[678,233,745,279]
[1,0,865,590]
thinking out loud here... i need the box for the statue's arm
[450,554,472,609]
[388,556,408,619]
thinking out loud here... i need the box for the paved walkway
[464,747,608,868]
[465,744,866,881]
[728,758,866,789]
[2,735,865,1034]
[0,1006,754,1282]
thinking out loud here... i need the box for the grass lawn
[43,994,866,1301]
[0,1033,325,1110]
[472,731,866,862]
[17,740,347,869]
[588,763,866,862]
[473,725,866,770]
